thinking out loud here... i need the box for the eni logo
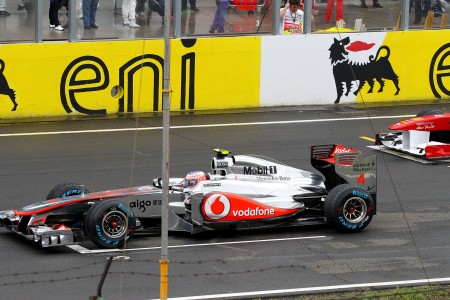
[430,43,450,99]
[60,39,198,115]
[0,59,18,111]
[203,194,231,220]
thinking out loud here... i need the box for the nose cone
[389,114,450,131]
[389,117,423,130]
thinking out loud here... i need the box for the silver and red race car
[0,145,377,249]
[373,108,450,163]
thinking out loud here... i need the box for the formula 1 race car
[373,108,450,163]
[0,145,377,249]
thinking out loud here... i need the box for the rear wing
[311,145,377,197]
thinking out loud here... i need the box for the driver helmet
[183,171,208,188]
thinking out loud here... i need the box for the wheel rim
[102,210,128,239]
[343,197,367,223]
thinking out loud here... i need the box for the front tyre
[324,184,374,232]
[46,182,90,200]
[415,109,444,117]
[84,200,136,249]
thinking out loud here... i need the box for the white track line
[149,277,450,300]
[66,235,326,254]
[0,115,414,137]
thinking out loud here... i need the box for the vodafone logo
[203,194,231,220]
[202,192,299,221]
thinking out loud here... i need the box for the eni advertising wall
[0,30,449,119]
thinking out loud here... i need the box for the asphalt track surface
[1,103,450,300]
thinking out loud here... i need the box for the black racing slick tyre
[415,109,444,117]
[46,182,90,200]
[324,184,374,232]
[84,199,136,249]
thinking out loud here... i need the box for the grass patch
[253,285,450,299]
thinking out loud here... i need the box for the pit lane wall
[0,30,449,119]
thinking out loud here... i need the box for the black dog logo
[0,59,18,111]
[329,37,400,104]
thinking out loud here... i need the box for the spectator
[136,0,147,18]
[325,0,343,23]
[300,0,316,29]
[17,0,34,14]
[148,0,182,24]
[182,0,199,12]
[300,0,319,15]
[412,0,425,24]
[280,0,304,34]
[0,0,10,16]
[17,0,25,10]
[360,0,383,8]
[49,0,64,30]
[123,0,140,27]
[82,0,99,29]
[209,0,229,33]
[77,0,83,19]
[413,0,443,24]
[149,0,164,17]
[181,6,197,34]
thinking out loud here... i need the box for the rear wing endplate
[311,144,377,195]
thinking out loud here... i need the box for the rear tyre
[415,109,444,117]
[84,199,136,249]
[46,182,90,200]
[324,184,374,232]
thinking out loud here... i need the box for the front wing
[373,131,450,164]
[0,210,83,247]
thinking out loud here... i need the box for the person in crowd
[0,0,10,16]
[299,0,316,29]
[325,0,343,24]
[149,0,165,18]
[182,0,199,12]
[412,0,425,24]
[148,0,181,25]
[413,0,443,24]
[49,0,64,30]
[16,0,34,14]
[299,0,319,15]
[149,0,165,25]
[17,0,25,10]
[77,0,83,19]
[82,0,99,29]
[280,0,304,34]
[360,0,383,8]
[123,0,140,27]
[136,0,147,18]
[209,0,229,33]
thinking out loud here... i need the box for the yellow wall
[0,37,261,119]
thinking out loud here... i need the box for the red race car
[373,108,450,163]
